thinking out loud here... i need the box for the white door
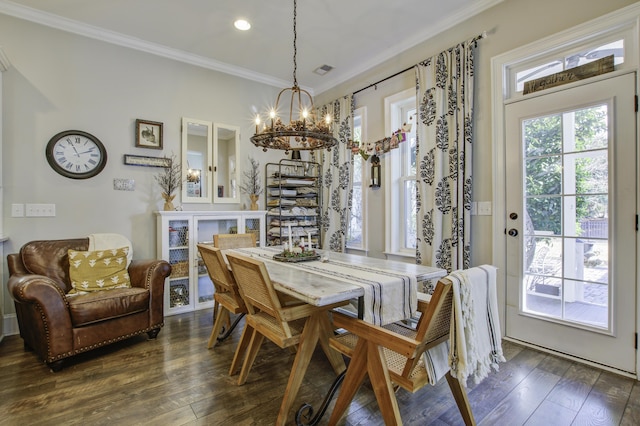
[505,73,636,374]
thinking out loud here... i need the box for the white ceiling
[0,0,501,94]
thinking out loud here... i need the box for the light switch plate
[114,178,135,191]
[11,203,24,217]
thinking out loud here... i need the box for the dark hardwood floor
[0,309,638,425]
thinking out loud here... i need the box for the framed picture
[123,154,171,168]
[135,119,163,149]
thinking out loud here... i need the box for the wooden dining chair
[226,252,347,386]
[197,244,248,349]
[200,233,256,346]
[327,278,475,426]
[213,232,256,249]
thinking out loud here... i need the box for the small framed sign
[135,119,163,149]
[123,154,171,168]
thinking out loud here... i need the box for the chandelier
[250,0,337,153]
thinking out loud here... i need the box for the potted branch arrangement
[155,153,182,211]
[239,157,263,210]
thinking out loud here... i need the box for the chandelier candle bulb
[254,116,260,134]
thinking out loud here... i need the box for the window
[347,108,366,250]
[505,24,636,100]
[515,39,625,93]
[385,89,417,257]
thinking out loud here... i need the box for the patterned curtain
[313,95,354,252]
[415,40,477,272]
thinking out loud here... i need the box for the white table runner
[231,246,417,326]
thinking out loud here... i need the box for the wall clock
[45,130,107,179]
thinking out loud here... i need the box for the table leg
[276,308,346,426]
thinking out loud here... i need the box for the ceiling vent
[313,64,334,76]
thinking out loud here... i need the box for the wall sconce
[370,155,381,189]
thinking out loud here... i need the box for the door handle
[508,228,518,237]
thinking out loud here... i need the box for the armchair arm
[128,259,171,327]
[8,273,73,360]
[331,311,420,358]
[8,273,70,315]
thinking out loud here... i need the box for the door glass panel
[522,103,609,329]
[525,156,562,195]
[526,196,562,236]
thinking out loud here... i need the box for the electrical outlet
[11,203,24,217]
[25,203,56,217]
[477,201,492,216]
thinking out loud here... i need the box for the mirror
[181,118,212,203]
[213,123,240,204]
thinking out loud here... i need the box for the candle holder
[273,245,320,263]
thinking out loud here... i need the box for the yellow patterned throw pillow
[68,247,131,294]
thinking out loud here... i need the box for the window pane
[524,114,562,156]
[573,105,608,151]
[352,153,362,183]
[348,184,363,246]
[526,156,562,196]
[405,108,417,176]
[516,39,624,92]
[404,180,417,249]
[570,155,608,194]
[565,40,624,69]
[527,196,562,235]
[348,110,364,249]
[516,61,564,92]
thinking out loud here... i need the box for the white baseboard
[3,313,19,337]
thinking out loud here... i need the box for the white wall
[316,0,638,262]
[0,14,288,316]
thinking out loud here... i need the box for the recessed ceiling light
[234,19,251,31]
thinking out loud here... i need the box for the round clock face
[46,130,107,179]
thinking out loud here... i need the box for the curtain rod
[352,31,487,96]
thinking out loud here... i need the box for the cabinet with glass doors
[156,210,266,315]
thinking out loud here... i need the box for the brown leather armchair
[7,238,171,371]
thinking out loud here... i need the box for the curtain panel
[313,95,354,252]
[415,41,477,273]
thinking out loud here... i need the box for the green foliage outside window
[524,105,608,236]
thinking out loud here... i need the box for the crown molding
[314,0,504,95]
[0,0,299,90]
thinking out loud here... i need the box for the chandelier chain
[292,0,297,87]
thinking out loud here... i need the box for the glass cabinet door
[194,216,240,308]
[166,218,192,312]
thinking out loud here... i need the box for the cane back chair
[327,278,475,425]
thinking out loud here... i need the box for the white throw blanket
[423,265,505,386]
[88,233,133,267]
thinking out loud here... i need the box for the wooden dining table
[224,246,447,425]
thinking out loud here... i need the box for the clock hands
[67,140,81,157]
